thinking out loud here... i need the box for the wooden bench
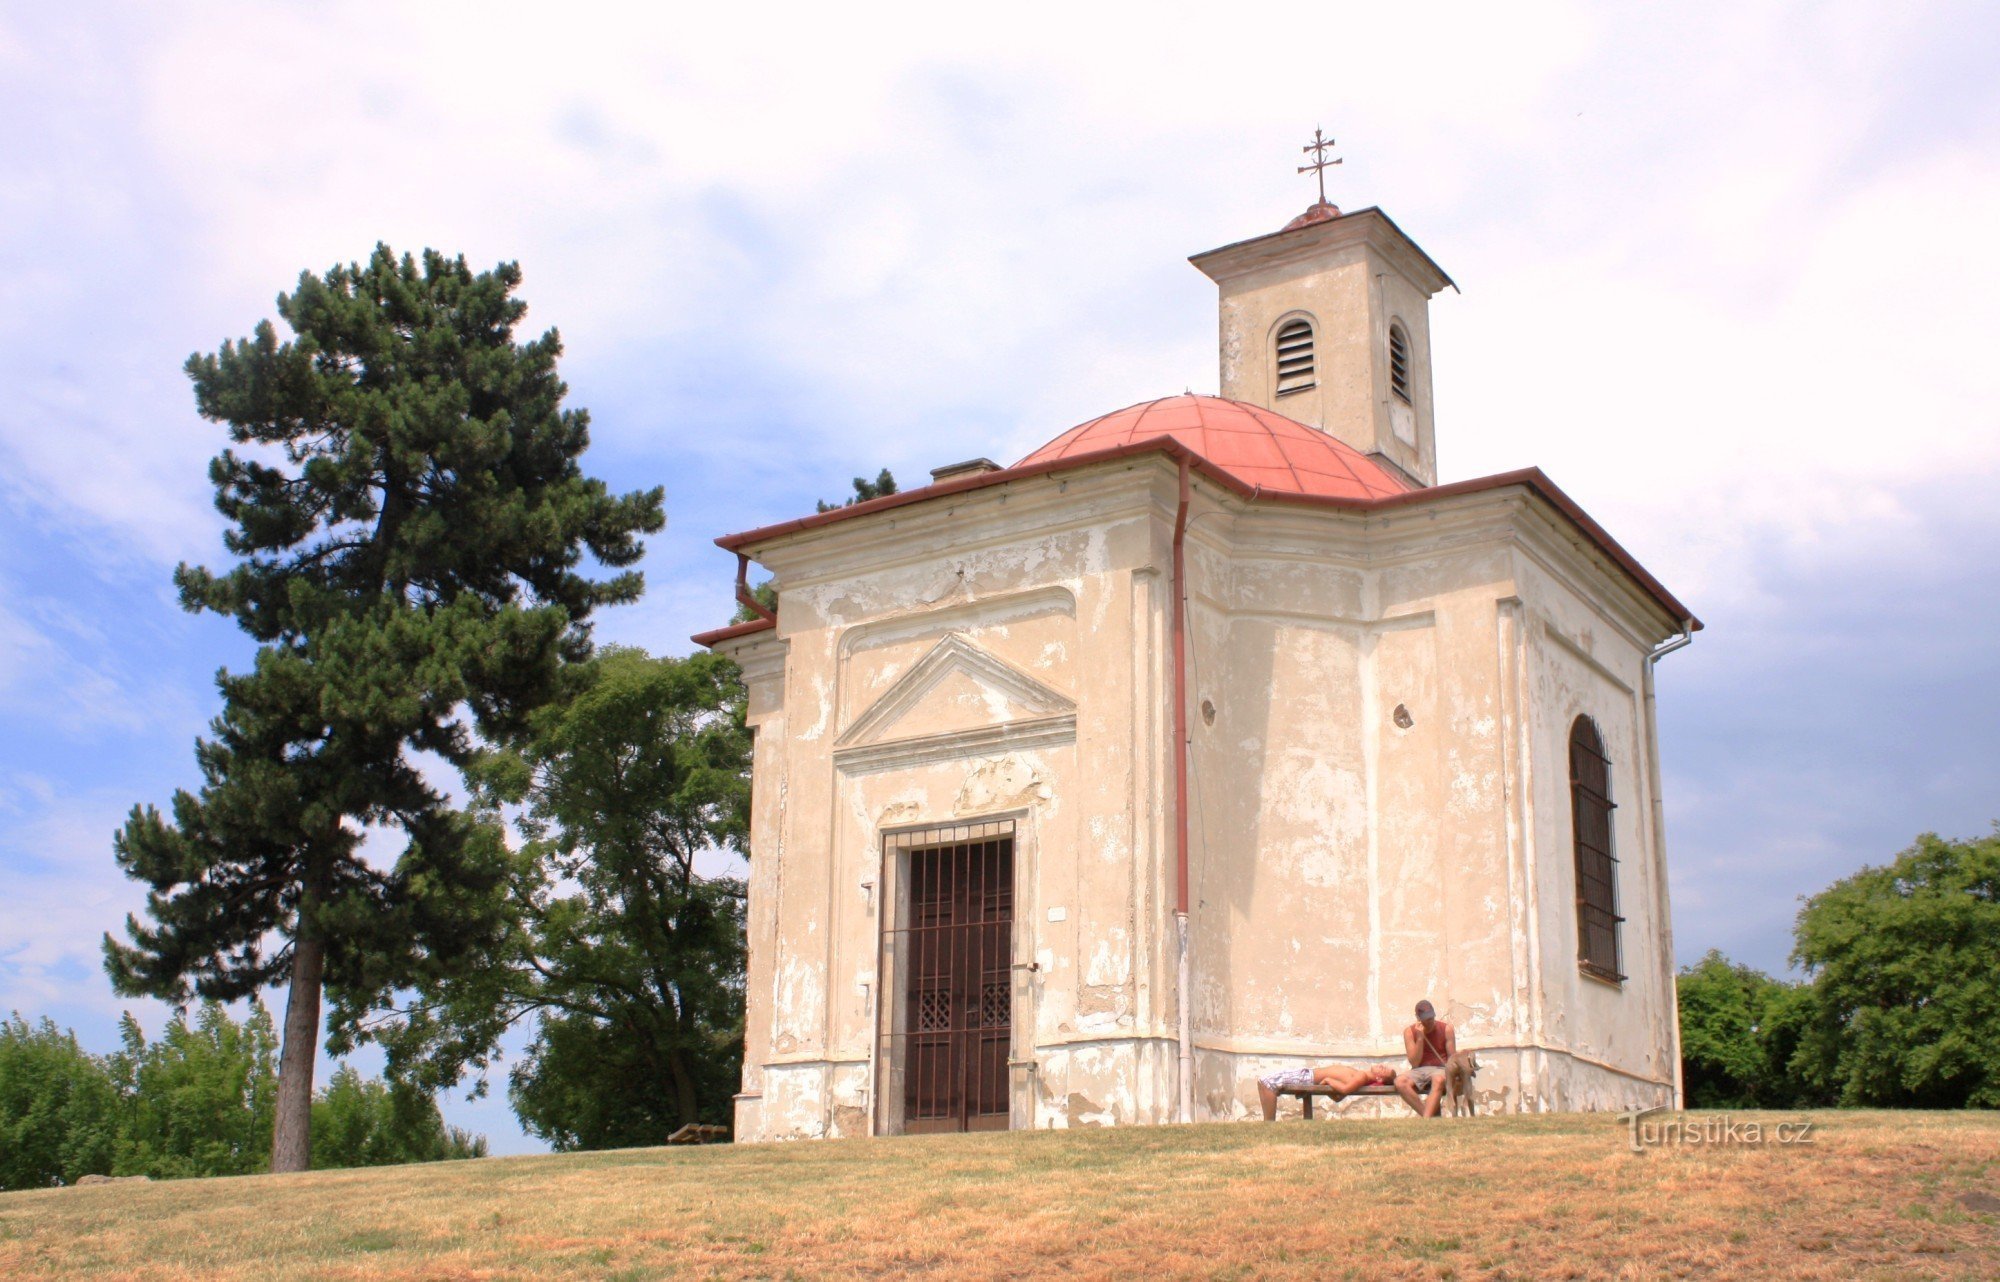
[1279,1082,1400,1119]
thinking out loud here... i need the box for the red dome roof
[1016,394,1413,501]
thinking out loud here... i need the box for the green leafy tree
[377,646,750,1148]
[111,1002,278,1179]
[1755,980,1831,1108]
[105,245,664,1171]
[1787,828,2000,1108]
[1675,950,1804,1108]
[508,1005,742,1150]
[0,1015,121,1189]
[310,1065,485,1169]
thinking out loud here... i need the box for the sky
[3,2,1996,1155]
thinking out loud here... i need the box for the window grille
[1569,716,1624,982]
[1389,322,1412,404]
[1275,318,1315,395]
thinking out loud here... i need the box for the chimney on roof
[930,458,1001,484]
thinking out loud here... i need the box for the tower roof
[1017,394,1413,501]
[1281,200,1342,231]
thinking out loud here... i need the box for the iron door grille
[882,822,1015,1134]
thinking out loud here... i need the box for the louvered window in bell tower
[1389,322,1412,404]
[1274,318,1315,396]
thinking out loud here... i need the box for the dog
[1443,1050,1481,1116]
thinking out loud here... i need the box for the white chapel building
[695,192,1699,1141]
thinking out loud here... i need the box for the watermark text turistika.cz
[1616,1107,1816,1153]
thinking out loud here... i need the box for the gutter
[1170,456,1194,1124]
[735,552,776,622]
[691,554,780,649]
[1642,626,1694,1110]
[690,616,774,649]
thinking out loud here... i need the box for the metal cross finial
[1298,127,1342,205]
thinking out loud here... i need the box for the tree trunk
[269,932,325,1173]
[667,1048,699,1128]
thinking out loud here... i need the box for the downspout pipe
[1643,624,1693,1109]
[736,552,776,622]
[1171,457,1194,1124]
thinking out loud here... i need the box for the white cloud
[1442,139,2000,609]
[5,3,1606,512]
[7,0,1967,586]
[0,585,203,738]
[0,784,150,1016]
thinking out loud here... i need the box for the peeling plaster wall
[1186,513,1528,1089]
[730,633,789,1142]
[720,460,1682,1139]
[1512,545,1680,1108]
[724,465,1184,1140]
[1174,495,1678,1119]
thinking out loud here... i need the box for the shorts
[1405,1065,1443,1092]
[1259,1067,1314,1092]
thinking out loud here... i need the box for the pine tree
[106,245,663,1172]
[814,467,897,513]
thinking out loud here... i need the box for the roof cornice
[1186,206,1456,297]
[704,439,1698,638]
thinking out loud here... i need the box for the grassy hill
[3,1111,1997,1279]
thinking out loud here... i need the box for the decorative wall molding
[835,632,1076,749]
[834,714,1077,775]
[838,585,1076,659]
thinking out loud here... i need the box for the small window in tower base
[1275,318,1315,396]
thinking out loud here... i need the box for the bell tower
[1188,141,1454,488]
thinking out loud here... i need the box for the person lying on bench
[1256,1063,1398,1121]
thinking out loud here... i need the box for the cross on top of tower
[1297,128,1342,206]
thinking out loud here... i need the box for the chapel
[695,174,1699,1141]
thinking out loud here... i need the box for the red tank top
[1416,1023,1448,1068]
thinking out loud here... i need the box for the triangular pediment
[836,634,1074,749]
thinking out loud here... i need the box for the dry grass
[3,1110,1997,1280]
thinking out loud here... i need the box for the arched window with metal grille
[1569,715,1624,982]
[1388,321,1412,404]
[1274,317,1315,395]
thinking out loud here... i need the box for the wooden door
[898,836,1013,1134]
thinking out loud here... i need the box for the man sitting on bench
[1257,1062,1398,1121]
[1396,999,1456,1118]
